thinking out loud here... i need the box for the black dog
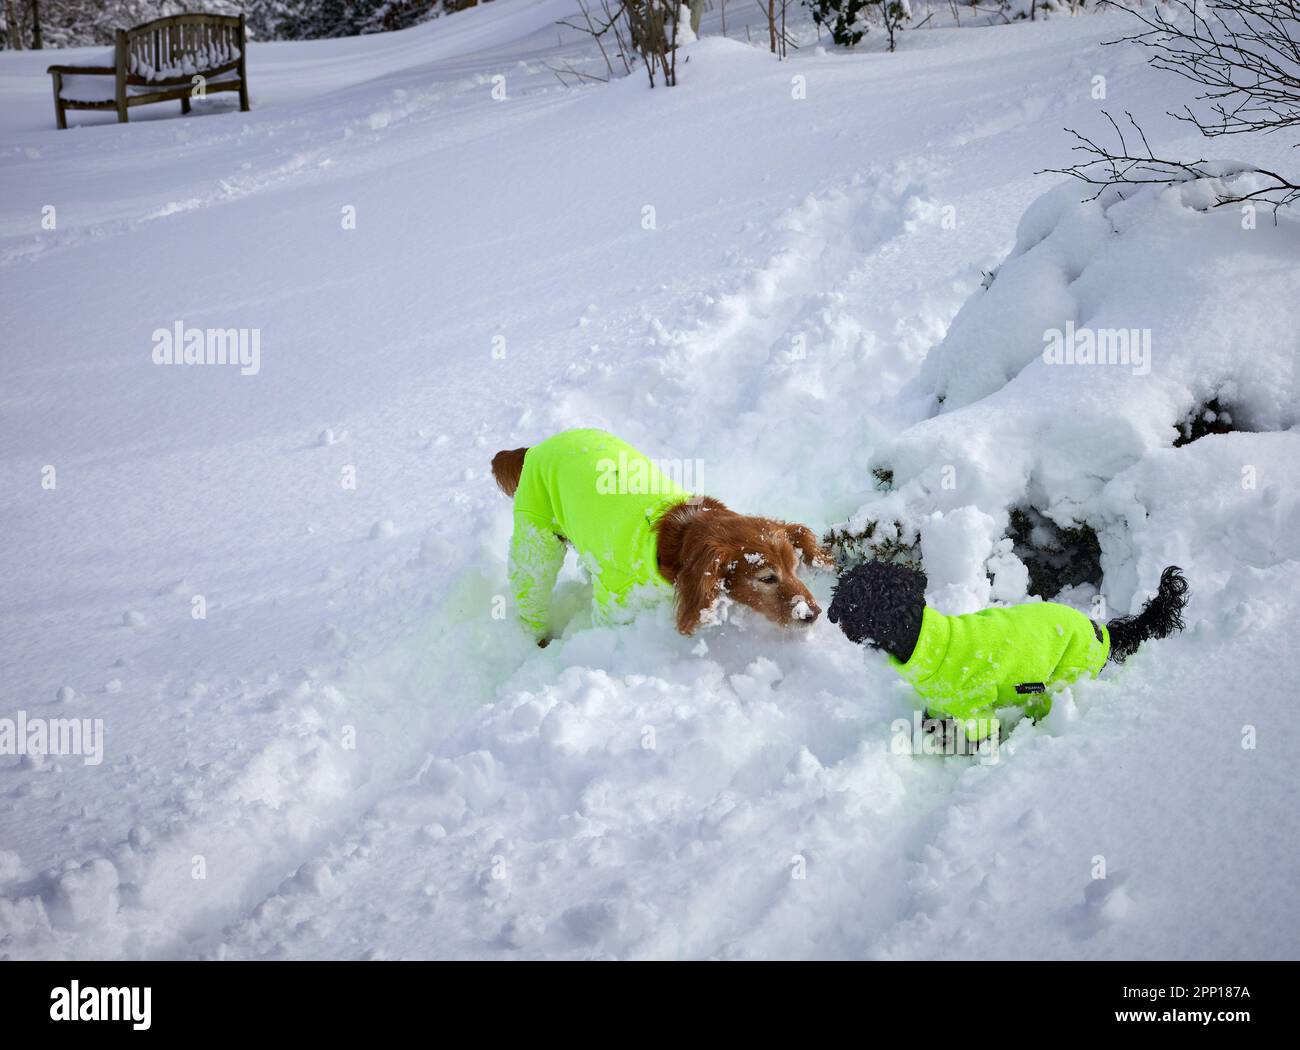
[828,560,1189,738]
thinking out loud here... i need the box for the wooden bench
[47,13,249,129]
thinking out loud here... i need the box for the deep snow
[1,2,1297,959]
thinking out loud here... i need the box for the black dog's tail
[1105,566,1189,664]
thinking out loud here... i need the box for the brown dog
[492,430,828,638]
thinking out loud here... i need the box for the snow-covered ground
[1,2,1297,960]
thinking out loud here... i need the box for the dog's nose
[793,596,821,624]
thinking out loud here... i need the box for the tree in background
[2,0,41,47]
[561,1,694,87]
[0,0,453,48]
[254,0,442,41]
[4,1,242,48]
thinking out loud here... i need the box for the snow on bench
[47,13,249,129]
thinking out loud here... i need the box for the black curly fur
[828,561,928,662]
[1105,566,1189,664]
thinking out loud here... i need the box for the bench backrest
[121,13,244,85]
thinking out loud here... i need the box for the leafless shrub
[1042,2,1300,214]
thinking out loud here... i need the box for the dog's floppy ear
[674,536,732,635]
[781,523,833,569]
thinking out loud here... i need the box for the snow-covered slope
[1,2,1296,959]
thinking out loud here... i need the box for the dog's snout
[792,593,821,624]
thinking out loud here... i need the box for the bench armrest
[48,64,117,75]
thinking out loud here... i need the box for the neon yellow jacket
[509,429,690,636]
[894,602,1109,739]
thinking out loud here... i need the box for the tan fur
[491,447,528,498]
[654,498,828,634]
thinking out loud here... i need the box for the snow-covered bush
[806,0,872,46]
[805,0,910,51]
[1005,505,1103,600]
[833,170,1300,615]
[999,0,1091,21]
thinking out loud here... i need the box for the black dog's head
[828,561,928,663]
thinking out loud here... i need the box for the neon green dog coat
[508,429,691,636]
[893,602,1110,739]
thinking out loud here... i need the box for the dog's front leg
[508,515,566,644]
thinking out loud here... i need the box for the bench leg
[52,73,67,130]
[181,95,191,115]
[115,31,127,124]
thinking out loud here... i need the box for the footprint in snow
[1070,870,1135,937]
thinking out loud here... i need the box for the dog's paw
[783,524,834,571]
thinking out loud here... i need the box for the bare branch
[1044,4,1300,215]
[1039,110,1300,214]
